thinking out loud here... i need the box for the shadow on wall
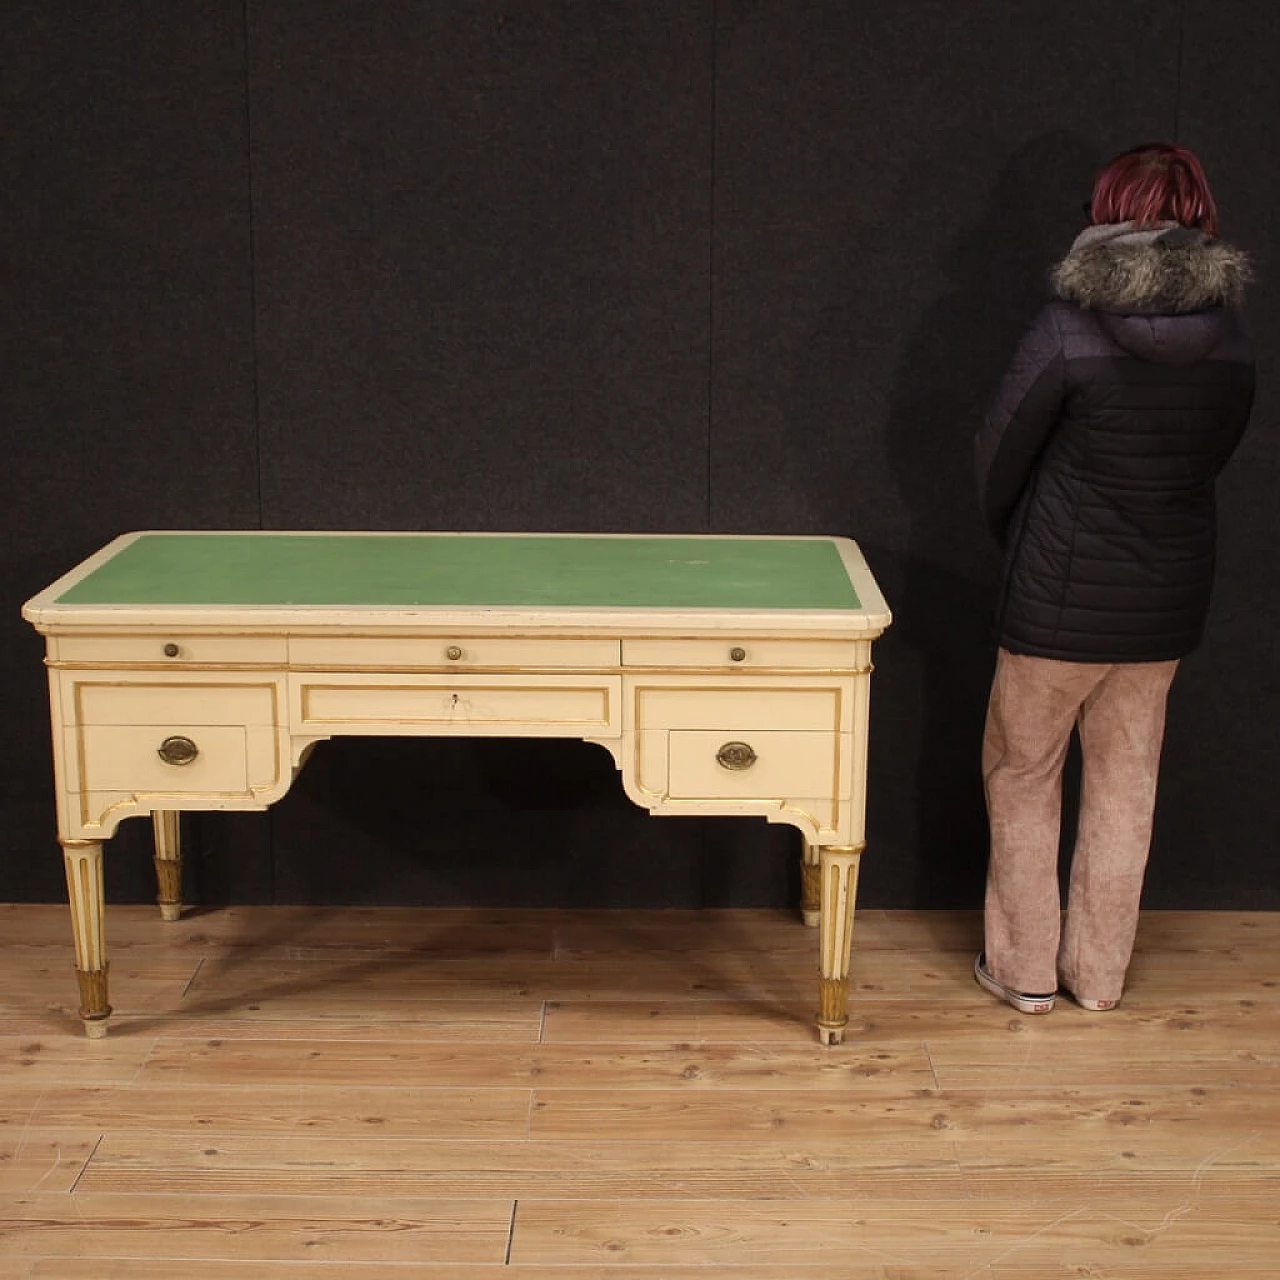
[880,132,1099,908]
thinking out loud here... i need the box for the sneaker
[974,953,1056,1014]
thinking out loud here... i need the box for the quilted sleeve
[974,304,1068,543]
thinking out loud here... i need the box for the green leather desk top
[52,533,863,612]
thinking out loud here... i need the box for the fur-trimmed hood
[1051,222,1251,314]
[1051,223,1251,365]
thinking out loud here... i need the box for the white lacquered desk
[22,531,892,1042]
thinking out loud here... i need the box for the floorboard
[1,905,1277,1276]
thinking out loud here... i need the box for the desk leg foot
[815,843,863,1046]
[63,840,112,1037]
[817,976,850,1045]
[152,810,183,922]
[800,839,821,928]
[77,969,112,1038]
[817,999,847,1046]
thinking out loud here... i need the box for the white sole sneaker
[1063,988,1118,1011]
[974,953,1056,1014]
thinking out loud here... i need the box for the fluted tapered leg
[152,810,183,921]
[816,843,863,1045]
[62,839,110,1038]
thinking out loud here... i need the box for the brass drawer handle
[445,645,464,661]
[716,740,757,771]
[729,646,747,663]
[163,643,180,658]
[157,736,199,766]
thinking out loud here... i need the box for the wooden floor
[1,903,1278,1278]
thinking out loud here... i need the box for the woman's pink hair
[1089,143,1220,237]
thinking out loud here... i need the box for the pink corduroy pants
[982,648,1179,1004]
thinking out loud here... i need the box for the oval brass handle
[163,643,180,658]
[716,740,757,771]
[445,645,464,661]
[729,646,747,663]
[157,735,199,766]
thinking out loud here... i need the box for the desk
[23,531,891,1042]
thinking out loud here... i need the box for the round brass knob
[157,736,199,766]
[716,740,757,771]
[729,646,747,663]
[163,643,180,658]
[445,645,464,661]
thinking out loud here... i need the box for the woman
[972,143,1255,1013]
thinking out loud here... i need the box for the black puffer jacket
[975,222,1255,662]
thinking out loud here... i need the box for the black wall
[3,2,1276,911]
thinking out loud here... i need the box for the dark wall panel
[1146,0,1280,908]
[711,1,1185,907]
[1,3,262,901]
[248,1,713,533]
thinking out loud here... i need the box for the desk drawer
[54,634,287,665]
[76,724,246,793]
[289,636,619,670]
[622,638,860,670]
[65,722,281,796]
[666,729,840,800]
[293,673,621,736]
